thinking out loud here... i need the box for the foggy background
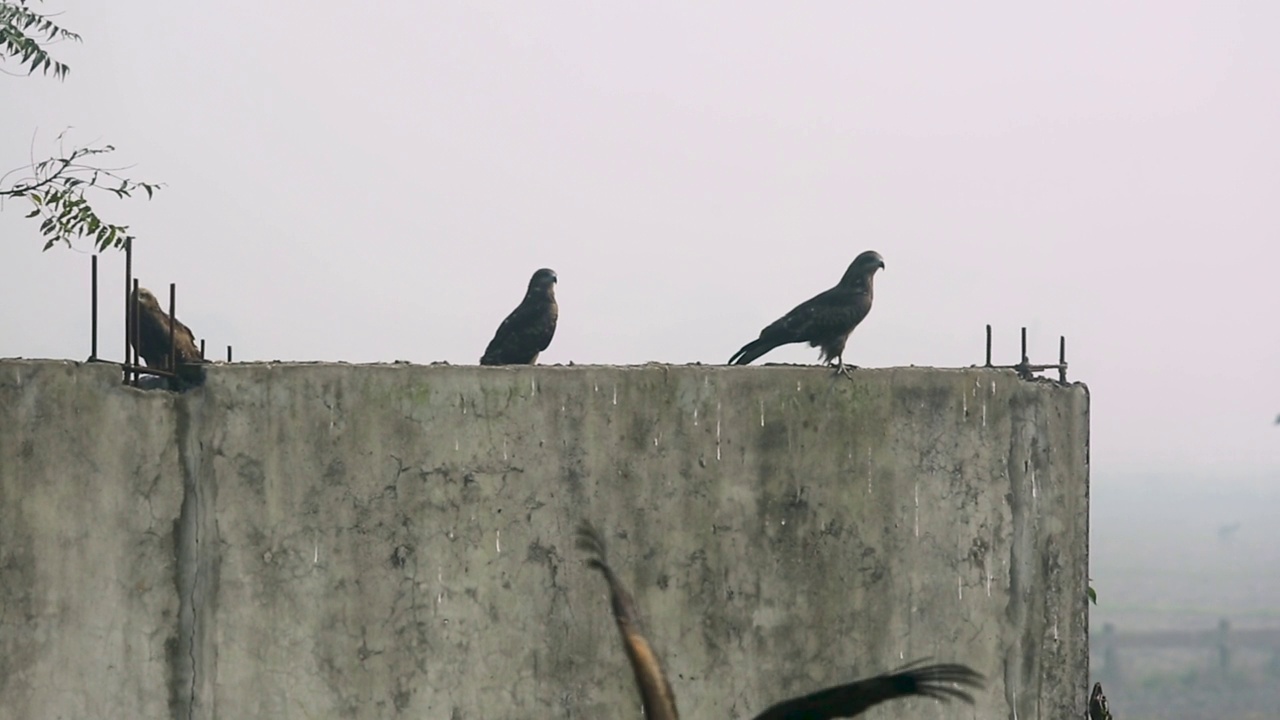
[3,2,1278,715]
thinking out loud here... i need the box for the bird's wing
[170,316,204,363]
[749,661,983,720]
[576,523,680,720]
[133,304,176,368]
[483,298,556,360]
[760,287,870,343]
[1088,682,1111,720]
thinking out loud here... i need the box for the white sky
[2,2,1277,482]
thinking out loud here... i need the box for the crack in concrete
[173,393,206,720]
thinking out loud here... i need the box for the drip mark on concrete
[914,482,920,537]
[715,402,722,461]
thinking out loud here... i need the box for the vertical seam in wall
[174,394,201,720]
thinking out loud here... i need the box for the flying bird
[748,660,984,720]
[480,268,558,366]
[576,521,984,720]
[1088,682,1111,720]
[576,522,680,720]
[127,286,207,387]
[729,250,885,376]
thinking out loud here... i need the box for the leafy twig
[1,130,164,251]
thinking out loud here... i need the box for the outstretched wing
[576,522,680,720]
[750,660,984,720]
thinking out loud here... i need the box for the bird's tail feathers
[729,338,779,366]
[890,660,985,704]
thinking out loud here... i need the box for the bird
[480,268,558,366]
[127,285,207,387]
[576,522,680,720]
[576,521,984,720]
[1088,682,1111,720]
[728,250,885,377]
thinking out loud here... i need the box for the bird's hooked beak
[857,251,886,272]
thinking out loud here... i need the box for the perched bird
[729,250,885,376]
[127,286,207,387]
[576,521,984,720]
[480,268,558,366]
[1088,682,1111,720]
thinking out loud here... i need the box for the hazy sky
[2,2,1277,482]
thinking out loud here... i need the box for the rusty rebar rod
[118,363,177,379]
[168,283,177,374]
[1059,336,1067,382]
[132,279,141,387]
[982,324,1069,382]
[123,239,132,384]
[90,255,98,361]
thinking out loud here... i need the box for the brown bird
[576,522,984,720]
[127,286,207,386]
[1088,682,1112,720]
[480,268,558,366]
[729,250,885,377]
[576,523,680,720]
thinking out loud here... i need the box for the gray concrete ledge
[0,360,1089,719]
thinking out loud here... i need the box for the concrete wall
[0,360,1090,719]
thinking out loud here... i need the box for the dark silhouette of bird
[728,250,885,376]
[127,286,207,387]
[576,521,984,720]
[480,268,558,366]
[1088,682,1111,720]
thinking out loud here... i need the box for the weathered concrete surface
[0,362,183,720]
[0,360,1089,720]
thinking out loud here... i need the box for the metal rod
[996,363,1065,372]
[132,278,141,387]
[168,283,177,373]
[123,239,132,384]
[985,324,992,367]
[200,339,206,359]
[90,255,98,361]
[1059,336,1067,382]
[226,345,233,363]
[118,363,177,379]
[1020,327,1028,364]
